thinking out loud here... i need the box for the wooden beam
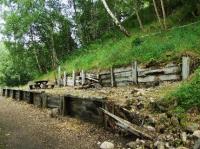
[100,108,156,140]
[132,61,138,84]
[182,57,190,80]
[110,67,115,87]
[72,70,76,86]
[63,71,67,87]
[81,70,86,85]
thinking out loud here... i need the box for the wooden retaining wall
[1,88,147,132]
[58,57,190,87]
[1,88,106,124]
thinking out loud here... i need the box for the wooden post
[110,67,115,87]
[63,71,67,87]
[61,97,66,116]
[104,102,108,129]
[182,57,190,80]
[58,66,61,86]
[81,70,86,85]
[132,61,138,84]
[72,70,76,86]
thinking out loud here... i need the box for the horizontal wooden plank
[138,74,180,83]
[86,73,98,79]
[114,71,132,78]
[101,79,111,84]
[115,77,132,82]
[159,74,181,81]
[100,75,111,80]
[113,66,132,73]
[138,66,180,77]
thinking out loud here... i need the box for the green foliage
[167,68,200,110]
[44,21,200,78]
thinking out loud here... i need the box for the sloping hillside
[40,21,200,80]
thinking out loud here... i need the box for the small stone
[156,124,166,133]
[48,108,59,118]
[181,132,187,142]
[136,102,144,110]
[159,113,168,123]
[193,130,200,139]
[154,141,165,149]
[171,116,179,126]
[100,141,114,149]
[126,141,137,149]
[144,125,156,132]
[176,147,189,149]
[97,142,101,145]
[194,138,200,149]
[186,123,199,133]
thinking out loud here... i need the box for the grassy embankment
[41,21,200,80]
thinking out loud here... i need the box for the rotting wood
[113,66,132,73]
[81,70,86,85]
[86,77,99,83]
[100,108,156,140]
[182,57,190,80]
[63,71,67,87]
[110,67,115,87]
[138,66,180,77]
[138,74,180,83]
[132,61,138,84]
[72,70,76,86]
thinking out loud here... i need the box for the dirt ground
[41,82,180,105]
[0,97,128,149]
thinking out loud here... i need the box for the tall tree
[101,0,130,37]
[160,0,167,29]
[152,0,163,28]
[133,0,144,30]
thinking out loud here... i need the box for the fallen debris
[100,108,157,140]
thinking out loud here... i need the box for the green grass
[40,21,200,80]
[165,68,200,110]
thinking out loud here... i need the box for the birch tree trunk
[160,0,167,29]
[50,26,59,69]
[152,0,163,28]
[101,0,130,37]
[30,27,42,73]
[135,9,144,30]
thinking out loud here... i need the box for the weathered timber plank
[113,66,132,74]
[110,67,115,87]
[99,73,111,79]
[132,61,138,84]
[100,108,156,140]
[182,57,190,80]
[115,82,133,87]
[138,74,180,83]
[114,77,133,82]
[138,66,180,77]
[114,71,132,78]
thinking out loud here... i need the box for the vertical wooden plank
[58,66,61,86]
[81,70,86,85]
[182,57,190,80]
[104,102,108,129]
[42,94,47,108]
[110,67,115,87]
[72,70,76,86]
[132,61,138,84]
[63,71,67,87]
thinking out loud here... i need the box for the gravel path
[0,97,127,149]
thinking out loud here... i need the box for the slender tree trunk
[152,0,163,28]
[101,0,130,37]
[50,27,59,69]
[30,27,42,73]
[135,9,144,30]
[160,0,167,29]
